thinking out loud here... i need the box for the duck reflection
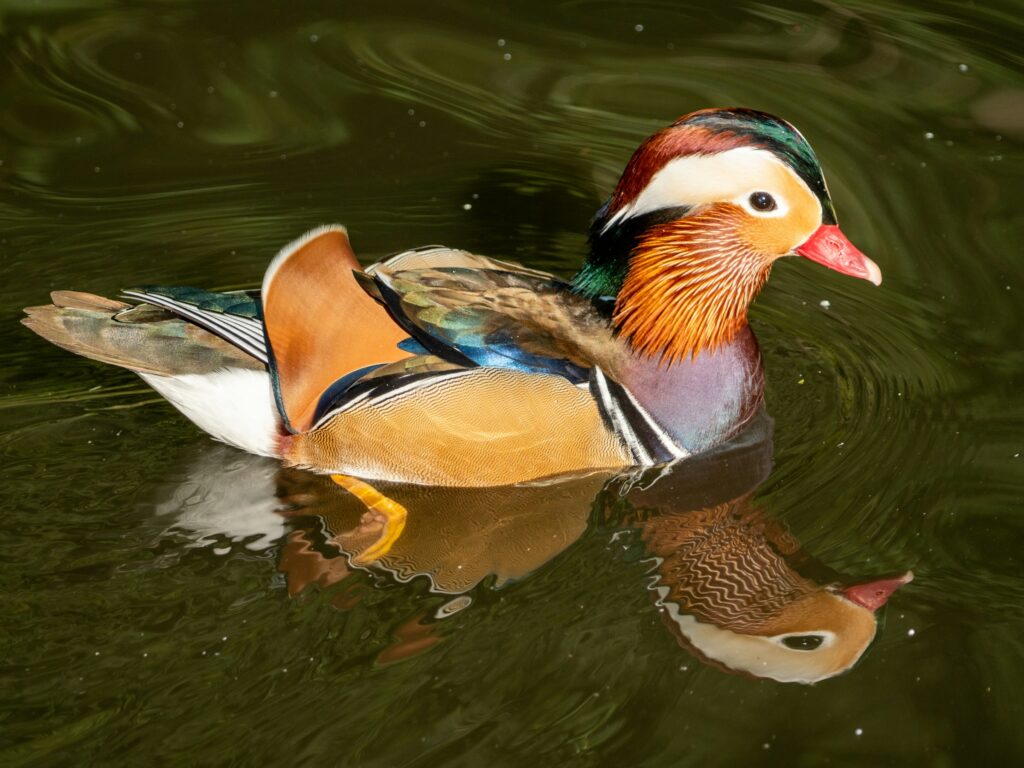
[265,419,910,682]
[154,422,911,683]
[617,481,912,683]
[275,468,607,595]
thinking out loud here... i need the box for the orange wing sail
[261,225,410,432]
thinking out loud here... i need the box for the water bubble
[269,90,278,99]
[503,52,512,61]
[908,628,916,637]
[923,132,935,140]
[957,63,969,72]
[855,728,864,736]
[176,121,184,128]
[497,38,506,47]
[418,120,426,128]
[462,203,472,211]
[819,299,831,309]
[309,34,319,43]
[634,24,645,32]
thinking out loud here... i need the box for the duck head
[574,107,882,365]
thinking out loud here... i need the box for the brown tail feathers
[22,290,262,376]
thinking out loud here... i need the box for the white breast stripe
[592,367,654,466]
[615,383,690,460]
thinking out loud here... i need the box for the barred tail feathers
[22,291,280,456]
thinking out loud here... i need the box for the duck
[22,107,881,487]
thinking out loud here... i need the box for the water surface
[2,1,1022,765]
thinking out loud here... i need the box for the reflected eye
[749,191,777,212]
[781,635,824,651]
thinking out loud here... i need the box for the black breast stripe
[588,367,689,465]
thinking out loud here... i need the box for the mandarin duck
[23,108,881,487]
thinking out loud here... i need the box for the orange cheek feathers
[614,206,772,365]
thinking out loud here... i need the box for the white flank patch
[139,369,279,457]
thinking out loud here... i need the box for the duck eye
[749,191,777,212]
[781,634,824,650]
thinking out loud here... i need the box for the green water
[2,1,1022,765]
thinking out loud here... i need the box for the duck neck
[616,325,765,453]
[574,207,770,451]
[574,206,771,364]
[573,205,691,301]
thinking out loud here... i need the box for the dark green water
[2,1,1022,765]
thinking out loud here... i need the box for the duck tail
[22,290,264,376]
[22,291,281,457]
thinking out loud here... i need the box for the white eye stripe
[605,147,814,229]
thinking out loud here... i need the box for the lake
[1,1,1022,765]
